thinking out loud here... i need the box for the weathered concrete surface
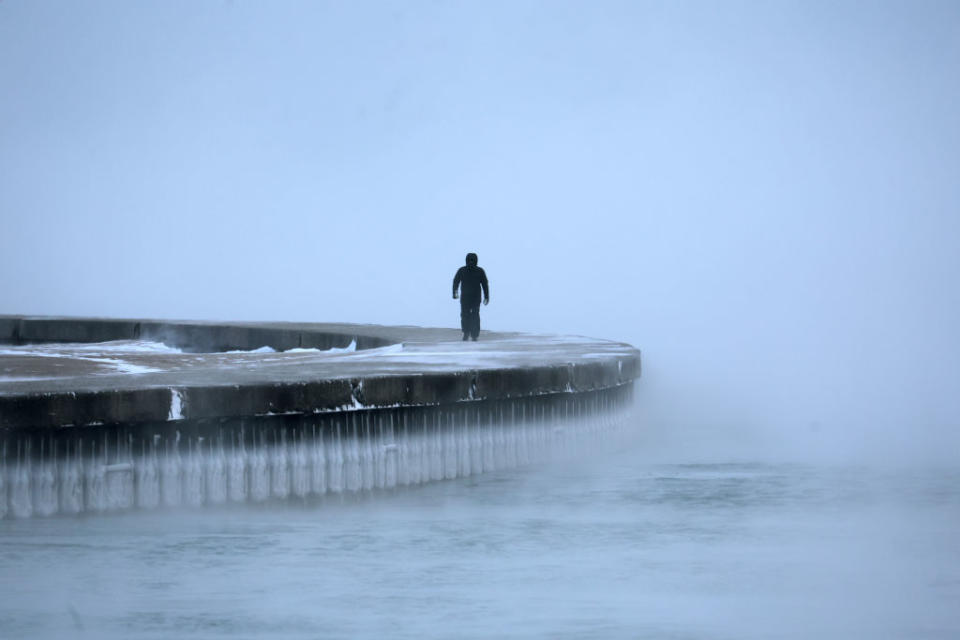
[0,316,640,430]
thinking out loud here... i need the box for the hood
[465,253,478,267]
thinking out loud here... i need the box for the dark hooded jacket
[453,253,489,306]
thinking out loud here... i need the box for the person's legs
[470,307,481,340]
[461,305,480,341]
[460,303,471,340]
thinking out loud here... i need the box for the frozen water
[0,392,630,518]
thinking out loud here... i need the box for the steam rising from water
[2,421,958,640]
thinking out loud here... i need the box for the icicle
[361,413,375,492]
[181,437,203,507]
[311,422,327,496]
[83,439,105,513]
[0,441,8,519]
[249,431,270,502]
[206,434,227,505]
[271,428,290,500]
[59,439,83,515]
[328,418,344,494]
[384,412,397,490]
[160,432,180,507]
[136,436,160,510]
[103,432,133,511]
[470,407,482,476]
[228,430,248,503]
[291,427,310,499]
[33,438,57,517]
[11,440,33,518]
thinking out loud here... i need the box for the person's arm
[452,268,462,299]
[480,268,490,304]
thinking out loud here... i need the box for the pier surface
[0,316,640,429]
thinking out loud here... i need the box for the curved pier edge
[0,316,641,430]
[0,316,641,518]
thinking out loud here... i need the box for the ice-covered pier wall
[0,316,641,518]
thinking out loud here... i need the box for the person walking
[452,253,490,341]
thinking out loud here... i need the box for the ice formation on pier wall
[0,387,632,518]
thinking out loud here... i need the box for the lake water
[1,417,958,639]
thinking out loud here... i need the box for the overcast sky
[1,1,958,461]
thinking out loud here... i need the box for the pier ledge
[0,316,640,430]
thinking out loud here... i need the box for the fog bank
[1,1,958,462]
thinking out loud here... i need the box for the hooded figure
[452,252,490,341]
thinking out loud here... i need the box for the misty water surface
[1,420,959,640]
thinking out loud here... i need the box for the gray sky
[2,1,958,461]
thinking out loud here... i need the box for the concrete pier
[0,316,641,517]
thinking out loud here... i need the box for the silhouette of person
[452,252,489,341]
